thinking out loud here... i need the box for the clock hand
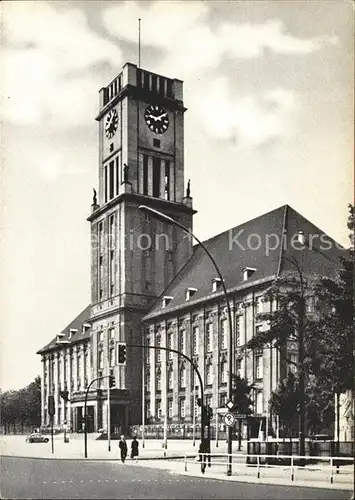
[156,113,167,120]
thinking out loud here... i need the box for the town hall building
[37,62,351,441]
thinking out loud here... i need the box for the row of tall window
[148,393,229,420]
[97,327,116,371]
[146,317,238,358]
[45,348,90,395]
[146,359,229,393]
[98,214,116,301]
[103,74,122,106]
[137,69,174,99]
[141,154,171,199]
[147,390,264,420]
[103,154,121,204]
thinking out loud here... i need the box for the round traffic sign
[224,412,236,427]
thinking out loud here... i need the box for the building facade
[37,61,349,439]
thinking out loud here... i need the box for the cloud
[2,2,122,127]
[102,1,207,49]
[217,20,338,58]
[192,77,297,147]
[102,1,338,80]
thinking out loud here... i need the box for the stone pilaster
[41,356,46,427]
[72,346,78,392]
[80,344,85,390]
[161,325,167,421]
[53,352,60,425]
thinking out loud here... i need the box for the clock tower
[87,63,195,432]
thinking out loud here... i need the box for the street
[1,457,352,500]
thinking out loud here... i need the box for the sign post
[48,395,55,454]
[224,412,236,427]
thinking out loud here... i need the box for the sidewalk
[1,434,353,493]
[0,434,243,461]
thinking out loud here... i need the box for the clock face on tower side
[105,109,118,139]
[144,104,169,134]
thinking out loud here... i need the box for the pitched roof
[37,305,91,354]
[143,204,344,321]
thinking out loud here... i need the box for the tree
[246,204,353,453]
[270,371,299,446]
[313,204,354,441]
[246,261,318,456]
[0,377,41,433]
[231,373,253,450]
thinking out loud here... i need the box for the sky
[1,0,353,391]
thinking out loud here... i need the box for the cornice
[87,192,196,222]
[95,84,187,122]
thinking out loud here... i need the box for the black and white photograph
[1,1,353,499]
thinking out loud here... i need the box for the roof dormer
[242,267,257,281]
[185,287,197,301]
[162,296,173,308]
[211,278,222,293]
[82,323,91,334]
[56,333,69,344]
[68,328,78,340]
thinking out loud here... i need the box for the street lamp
[139,204,234,476]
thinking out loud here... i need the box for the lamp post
[139,204,234,476]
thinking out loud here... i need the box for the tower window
[158,77,165,96]
[109,161,114,200]
[167,79,173,98]
[137,69,143,88]
[109,143,114,152]
[151,74,157,93]
[153,139,160,148]
[152,157,161,198]
[104,166,108,203]
[143,71,150,90]
[165,161,170,200]
[143,154,149,195]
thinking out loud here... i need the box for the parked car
[25,433,49,443]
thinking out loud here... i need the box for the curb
[172,469,354,491]
[1,454,195,462]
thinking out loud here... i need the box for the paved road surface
[1,457,352,499]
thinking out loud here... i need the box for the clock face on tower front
[105,109,118,139]
[144,104,169,134]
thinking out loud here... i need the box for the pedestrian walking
[119,435,127,463]
[131,436,139,463]
[198,439,207,473]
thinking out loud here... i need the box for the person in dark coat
[119,435,128,463]
[131,436,139,463]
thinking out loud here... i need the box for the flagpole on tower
[138,18,141,68]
